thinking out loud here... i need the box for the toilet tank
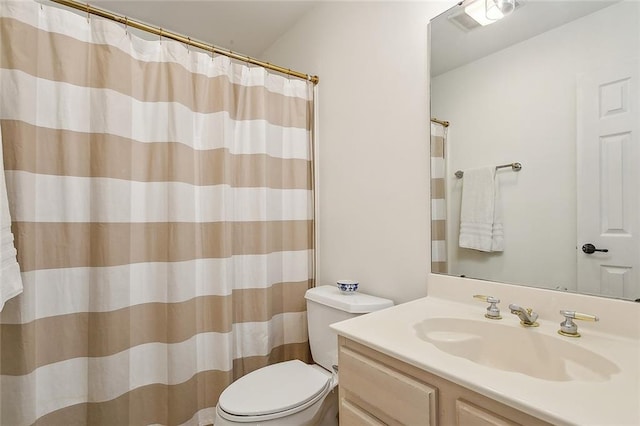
[304,285,393,371]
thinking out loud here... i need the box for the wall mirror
[429,0,639,301]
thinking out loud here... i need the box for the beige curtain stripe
[230,281,309,323]
[431,261,448,274]
[431,135,445,157]
[0,18,312,129]
[13,221,313,271]
[231,341,311,380]
[0,282,309,376]
[1,120,312,189]
[431,219,446,240]
[430,178,445,199]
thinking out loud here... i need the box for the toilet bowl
[215,360,338,426]
[214,285,393,426]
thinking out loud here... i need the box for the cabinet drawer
[456,399,518,426]
[340,399,386,426]
[339,346,437,425]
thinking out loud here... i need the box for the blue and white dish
[337,280,359,293]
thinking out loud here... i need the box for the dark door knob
[582,243,609,254]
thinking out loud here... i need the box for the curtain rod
[430,118,450,127]
[49,0,320,85]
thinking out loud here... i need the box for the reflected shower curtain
[0,2,314,425]
[431,123,447,273]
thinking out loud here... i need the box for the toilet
[214,285,393,425]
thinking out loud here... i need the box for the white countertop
[331,294,640,426]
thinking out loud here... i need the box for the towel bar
[455,162,522,179]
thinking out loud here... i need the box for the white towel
[459,166,504,252]
[0,126,23,311]
[491,175,504,251]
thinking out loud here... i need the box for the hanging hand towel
[459,166,502,252]
[0,126,23,311]
[491,172,504,252]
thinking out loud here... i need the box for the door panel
[577,62,639,300]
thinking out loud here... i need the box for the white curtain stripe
[5,172,312,223]
[431,199,447,221]
[431,157,445,177]
[0,252,311,324]
[0,69,311,158]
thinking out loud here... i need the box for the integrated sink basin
[413,318,619,382]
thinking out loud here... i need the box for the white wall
[431,2,638,291]
[263,2,452,303]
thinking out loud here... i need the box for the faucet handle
[558,310,599,337]
[473,294,499,303]
[473,295,501,320]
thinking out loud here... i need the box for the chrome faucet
[508,304,539,326]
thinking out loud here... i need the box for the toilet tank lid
[305,285,394,313]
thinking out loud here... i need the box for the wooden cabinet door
[339,346,437,425]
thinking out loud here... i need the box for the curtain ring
[159,28,163,44]
[85,3,90,23]
[124,17,128,35]
[210,45,215,61]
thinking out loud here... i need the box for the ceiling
[85,1,320,57]
[430,0,621,76]
[52,1,622,76]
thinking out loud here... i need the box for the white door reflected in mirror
[577,61,639,299]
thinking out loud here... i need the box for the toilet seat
[217,360,332,423]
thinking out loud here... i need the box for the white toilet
[214,285,393,425]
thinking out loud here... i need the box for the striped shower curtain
[0,2,314,425]
[431,123,447,273]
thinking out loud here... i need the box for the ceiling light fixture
[464,0,516,26]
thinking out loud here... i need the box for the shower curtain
[0,2,314,425]
[431,123,448,273]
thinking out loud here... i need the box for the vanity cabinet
[338,336,552,426]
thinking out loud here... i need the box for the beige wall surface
[263,1,453,303]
